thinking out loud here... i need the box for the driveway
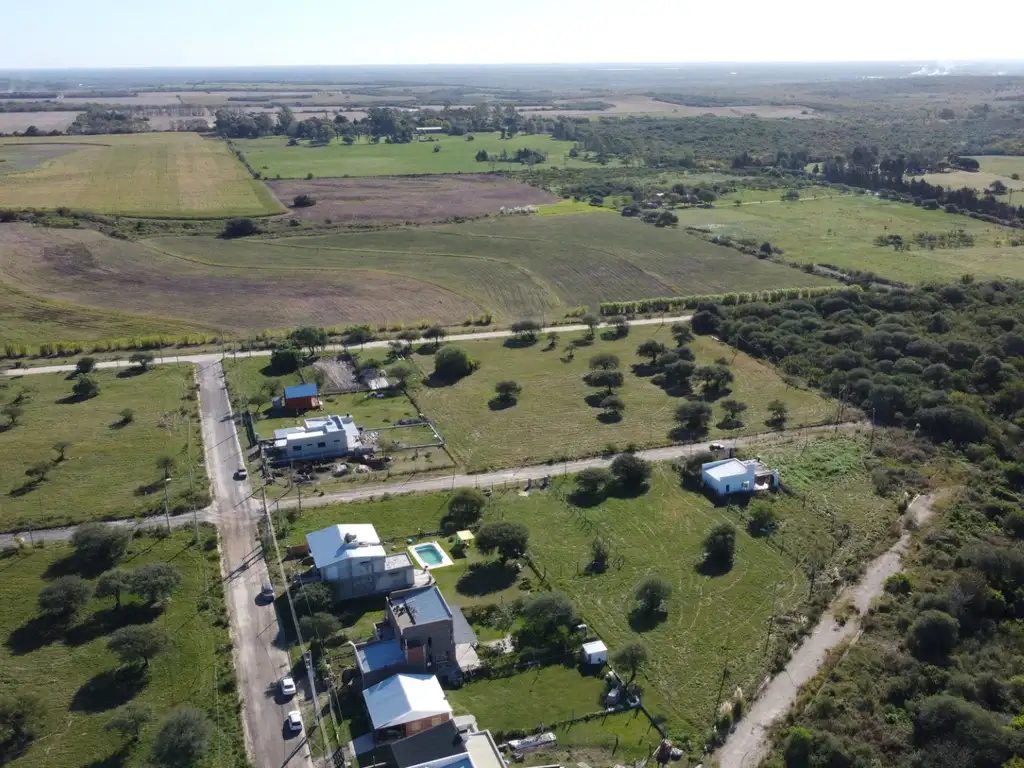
[196,361,315,768]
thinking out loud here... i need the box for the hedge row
[598,286,840,316]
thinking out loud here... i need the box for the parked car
[286,710,302,733]
[709,443,725,451]
[280,676,296,697]
[261,582,274,600]
[235,467,248,480]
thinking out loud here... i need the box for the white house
[363,673,453,739]
[305,523,414,599]
[581,640,608,666]
[701,458,779,497]
[271,414,364,462]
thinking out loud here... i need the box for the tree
[671,323,694,346]
[767,399,788,427]
[397,328,421,349]
[720,399,748,426]
[38,575,92,620]
[75,357,97,375]
[72,375,100,399]
[221,218,260,239]
[293,194,316,207]
[295,582,334,616]
[510,319,541,343]
[748,502,778,537]
[519,591,576,643]
[72,523,131,568]
[104,704,151,745]
[0,692,45,758]
[445,488,487,530]
[591,538,610,572]
[129,352,154,371]
[150,708,212,768]
[130,563,182,604]
[600,394,625,420]
[298,612,342,644]
[613,643,649,683]
[248,393,269,414]
[156,455,175,480]
[388,362,416,390]
[695,364,733,394]
[581,313,600,337]
[2,405,23,426]
[25,462,51,483]
[51,440,71,462]
[494,380,522,404]
[269,344,302,374]
[108,624,169,668]
[911,609,959,659]
[289,326,328,356]
[661,360,696,389]
[576,467,610,496]
[475,521,529,563]
[589,353,620,371]
[675,401,712,433]
[96,569,133,609]
[433,346,474,382]
[587,370,624,394]
[610,453,651,491]
[635,577,671,615]
[637,340,668,364]
[759,241,773,257]
[119,407,135,424]
[423,326,447,348]
[341,325,374,348]
[611,315,629,337]
[703,523,737,570]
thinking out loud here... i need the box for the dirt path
[714,493,940,768]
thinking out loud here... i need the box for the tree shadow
[71,666,148,713]
[600,329,627,341]
[6,614,65,655]
[716,418,744,430]
[116,367,145,379]
[7,479,42,498]
[606,481,650,500]
[56,394,95,405]
[628,607,668,633]
[65,603,161,647]
[668,425,709,442]
[422,373,464,389]
[0,424,14,435]
[583,393,606,408]
[567,489,606,508]
[631,362,658,378]
[80,745,131,768]
[456,562,517,597]
[108,419,131,430]
[134,480,164,497]
[44,551,115,579]
[597,411,622,424]
[414,343,438,356]
[502,337,537,349]
[765,417,786,430]
[701,387,731,402]
[696,557,734,577]
[487,397,516,411]
[660,384,693,398]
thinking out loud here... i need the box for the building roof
[464,731,506,768]
[284,383,318,399]
[388,719,465,768]
[356,639,405,674]
[390,585,452,628]
[272,414,362,451]
[456,530,475,543]
[703,458,754,481]
[305,523,386,568]
[582,640,608,656]
[363,674,452,730]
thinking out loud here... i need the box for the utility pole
[162,474,172,533]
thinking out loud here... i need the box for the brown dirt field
[266,175,558,224]
[0,112,82,133]
[0,224,483,333]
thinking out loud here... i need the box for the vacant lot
[969,155,1024,179]
[237,133,605,178]
[411,329,834,471]
[0,366,206,531]
[266,175,556,224]
[0,529,244,768]
[676,193,1024,284]
[909,169,1024,194]
[0,111,81,134]
[0,134,284,217]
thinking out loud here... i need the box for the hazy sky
[4,0,1023,68]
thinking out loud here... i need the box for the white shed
[581,640,608,665]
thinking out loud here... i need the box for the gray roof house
[305,523,414,600]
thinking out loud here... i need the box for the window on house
[292,445,302,452]
[725,484,730,493]
[427,636,432,647]
[317,442,326,448]
[333,439,341,443]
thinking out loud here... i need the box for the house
[400,731,506,768]
[355,585,458,686]
[282,382,320,411]
[363,673,453,742]
[701,457,779,497]
[362,367,391,392]
[271,414,366,462]
[305,523,414,599]
[387,719,466,768]
[581,640,608,666]
[414,126,444,134]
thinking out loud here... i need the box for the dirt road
[714,493,939,768]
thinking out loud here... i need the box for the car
[235,467,248,480]
[709,442,725,451]
[286,710,302,732]
[261,582,275,600]
[279,676,296,697]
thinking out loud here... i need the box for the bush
[269,344,302,375]
[75,356,97,374]
[575,467,611,497]
[703,523,737,570]
[150,708,212,768]
[292,194,316,207]
[298,612,342,643]
[0,692,45,758]
[38,575,92,619]
[910,609,959,659]
[130,563,182,604]
[295,582,333,616]
[591,538,610,571]
[444,488,487,531]
[433,346,475,382]
[635,576,671,614]
[72,375,100,399]
[609,453,651,492]
[747,502,778,537]
[108,624,169,668]
[476,521,529,563]
[518,591,577,647]
[72,522,131,568]
[221,217,261,239]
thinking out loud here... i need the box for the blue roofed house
[701,457,779,497]
[282,382,320,411]
[306,523,414,600]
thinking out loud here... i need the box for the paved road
[714,493,940,768]
[2,315,693,378]
[196,361,315,768]
[278,423,861,510]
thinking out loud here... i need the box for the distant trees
[475,521,529,564]
[221,218,261,239]
[292,194,316,207]
[433,346,475,383]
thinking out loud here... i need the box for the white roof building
[272,414,361,456]
[701,458,779,497]
[306,523,386,569]
[363,674,453,730]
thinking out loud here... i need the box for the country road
[713,492,941,768]
[2,315,693,378]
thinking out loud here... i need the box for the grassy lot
[410,330,834,471]
[0,134,283,218]
[236,133,607,178]
[910,169,1024,194]
[0,366,207,531]
[0,529,244,768]
[675,192,1024,285]
[969,155,1024,180]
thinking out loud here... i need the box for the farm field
[675,193,1024,284]
[0,133,284,217]
[0,529,245,768]
[909,168,1024,194]
[236,133,608,178]
[0,366,207,532]
[410,329,835,471]
[0,111,81,134]
[969,155,1024,179]
[517,95,816,119]
[265,174,556,224]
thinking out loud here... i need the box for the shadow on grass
[81,745,131,768]
[456,561,517,597]
[567,489,606,508]
[583,393,608,408]
[6,614,66,655]
[65,603,161,647]
[116,367,146,379]
[7,479,42,498]
[502,337,538,349]
[597,411,622,424]
[71,666,148,713]
[628,607,668,633]
[696,556,734,578]
[630,362,659,378]
[667,425,710,443]
[44,551,118,579]
[56,394,96,405]
[487,397,517,411]
[701,387,731,402]
[716,418,744,431]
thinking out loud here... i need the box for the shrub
[610,453,651,491]
[433,346,475,382]
[38,575,92,619]
[575,467,610,496]
[150,708,212,768]
[635,576,671,614]
[0,692,45,758]
[72,375,100,399]
[476,521,529,563]
[293,194,316,207]
[910,609,958,659]
[703,523,737,570]
[444,488,487,530]
[221,218,261,239]
[75,356,97,374]
[71,523,130,568]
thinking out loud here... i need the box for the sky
[3,0,1024,69]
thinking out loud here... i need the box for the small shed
[456,530,475,545]
[283,383,320,411]
[581,640,608,666]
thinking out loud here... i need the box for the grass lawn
[0,528,244,768]
[910,169,1024,195]
[675,192,1024,285]
[410,330,834,471]
[0,134,283,218]
[236,133,607,178]
[0,366,207,532]
[968,155,1024,180]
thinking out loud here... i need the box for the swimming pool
[408,541,454,569]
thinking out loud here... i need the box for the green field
[236,133,609,178]
[0,367,207,531]
[675,193,1024,284]
[969,155,1024,179]
[0,134,284,218]
[410,329,835,471]
[0,529,244,768]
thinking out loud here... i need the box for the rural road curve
[713,492,940,768]
[2,315,693,377]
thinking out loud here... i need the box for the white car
[286,710,302,733]
[279,676,296,697]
